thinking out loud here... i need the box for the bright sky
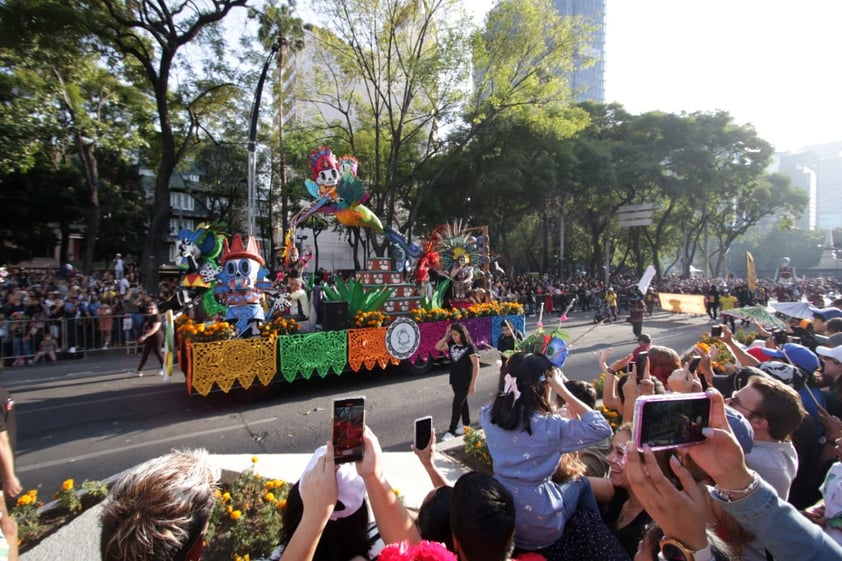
[294,1,842,153]
[467,0,842,153]
[605,0,842,153]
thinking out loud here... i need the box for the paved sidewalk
[22,439,469,561]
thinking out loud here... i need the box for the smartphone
[332,396,365,464]
[772,329,788,346]
[711,325,722,338]
[414,416,433,450]
[632,392,711,451]
[635,351,648,374]
[688,355,702,373]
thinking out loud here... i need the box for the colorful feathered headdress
[503,307,569,368]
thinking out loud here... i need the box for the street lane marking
[17,387,178,415]
[17,417,278,473]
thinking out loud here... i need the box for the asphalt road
[6,309,712,496]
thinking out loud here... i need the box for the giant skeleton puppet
[281,146,422,270]
[215,234,272,337]
[175,225,226,317]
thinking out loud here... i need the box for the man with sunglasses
[727,376,806,501]
[728,377,807,561]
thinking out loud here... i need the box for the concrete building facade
[772,140,842,231]
[555,0,606,103]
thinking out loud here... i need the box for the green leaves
[321,278,395,317]
[419,279,451,311]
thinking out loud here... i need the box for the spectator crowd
[95,291,842,561]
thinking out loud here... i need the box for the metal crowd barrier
[0,313,145,365]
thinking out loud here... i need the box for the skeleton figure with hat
[215,234,272,337]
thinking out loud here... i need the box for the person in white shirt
[727,375,806,561]
[287,277,310,320]
[118,277,130,297]
[113,253,125,280]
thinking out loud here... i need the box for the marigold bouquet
[409,307,451,323]
[205,459,291,561]
[13,489,43,543]
[353,310,390,328]
[463,426,492,470]
[177,319,236,343]
[599,404,622,431]
[498,302,525,316]
[259,316,301,338]
[688,334,736,374]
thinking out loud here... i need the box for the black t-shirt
[448,342,477,386]
[143,313,163,342]
[603,486,651,557]
[497,334,516,353]
[0,387,17,454]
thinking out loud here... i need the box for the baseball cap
[299,446,365,521]
[758,361,807,389]
[725,406,755,454]
[816,345,842,363]
[759,343,820,375]
[811,307,842,320]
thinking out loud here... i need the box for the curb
[20,451,469,561]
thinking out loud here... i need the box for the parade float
[172,147,524,396]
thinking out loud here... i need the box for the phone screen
[414,416,433,450]
[688,356,702,373]
[635,351,648,374]
[711,325,722,338]
[633,393,710,451]
[333,397,365,464]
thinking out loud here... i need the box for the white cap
[816,345,842,363]
[299,446,365,520]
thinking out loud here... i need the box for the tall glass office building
[555,0,606,103]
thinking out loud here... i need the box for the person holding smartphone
[626,389,842,561]
[480,353,617,559]
[435,323,480,441]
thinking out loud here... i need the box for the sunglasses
[729,392,763,420]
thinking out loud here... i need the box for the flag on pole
[637,265,657,295]
[746,251,756,292]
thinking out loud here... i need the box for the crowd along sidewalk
[21,438,470,561]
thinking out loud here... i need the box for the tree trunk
[59,223,70,267]
[76,138,100,274]
[541,212,549,273]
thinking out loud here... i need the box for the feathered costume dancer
[429,221,481,300]
[282,147,421,270]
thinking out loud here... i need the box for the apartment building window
[170,192,195,211]
[170,218,195,235]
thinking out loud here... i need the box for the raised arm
[357,427,422,545]
[412,429,448,489]
[434,326,450,353]
[280,443,338,561]
[720,325,759,367]
[599,348,623,412]
[683,390,842,561]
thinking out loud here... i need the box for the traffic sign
[617,218,654,227]
[617,203,655,227]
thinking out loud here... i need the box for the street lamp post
[247,38,283,239]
